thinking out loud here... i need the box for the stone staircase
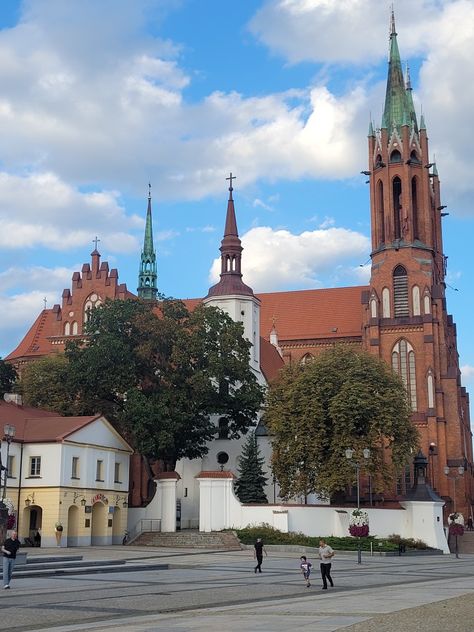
[132,529,242,550]
[10,555,169,578]
[450,530,474,554]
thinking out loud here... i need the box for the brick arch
[391,338,417,411]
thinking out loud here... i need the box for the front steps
[450,530,474,554]
[132,529,242,550]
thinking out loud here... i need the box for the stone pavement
[1,546,474,631]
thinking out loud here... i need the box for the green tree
[20,355,75,414]
[63,298,264,470]
[0,359,17,398]
[234,432,268,504]
[264,345,419,500]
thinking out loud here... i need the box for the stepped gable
[6,248,133,368]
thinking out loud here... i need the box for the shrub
[234,525,431,551]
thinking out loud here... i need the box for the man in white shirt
[318,539,334,589]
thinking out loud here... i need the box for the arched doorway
[67,505,80,547]
[21,505,43,546]
[91,502,107,545]
[112,506,122,544]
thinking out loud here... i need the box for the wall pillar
[196,471,236,532]
[156,472,180,533]
[400,500,449,553]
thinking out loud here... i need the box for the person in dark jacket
[253,538,267,573]
[2,530,20,589]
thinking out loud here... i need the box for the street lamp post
[0,424,16,543]
[444,465,464,559]
[2,424,16,502]
[345,447,370,564]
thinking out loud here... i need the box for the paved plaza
[1,547,474,631]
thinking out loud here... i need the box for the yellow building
[1,398,132,547]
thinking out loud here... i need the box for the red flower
[349,524,369,537]
[449,523,464,536]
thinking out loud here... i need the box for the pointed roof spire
[382,9,411,133]
[368,118,375,137]
[137,184,158,300]
[206,173,254,298]
[420,111,426,130]
[404,62,419,133]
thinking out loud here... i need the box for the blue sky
[0,0,473,392]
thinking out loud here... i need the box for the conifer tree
[234,431,268,504]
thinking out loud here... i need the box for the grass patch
[233,524,430,551]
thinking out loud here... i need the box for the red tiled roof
[5,310,59,361]
[195,471,235,478]
[256,286,367,341]
[0,401,98,443]
[7,287,366,369]
[259,337,284,382]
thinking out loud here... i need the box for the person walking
[254,537,267,573]
[300,555,312,587]
[318,538,334,589]
[2,530,20,589]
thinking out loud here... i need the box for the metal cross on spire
[226,172,236,191]
[148,182,152,200]
[92,236,100,251]
[43,297,47,309]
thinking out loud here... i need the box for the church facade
[6,17,472,521]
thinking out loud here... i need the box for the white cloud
[253,198,275,212]
[248,0,474,215]
[0,263,76,357]
[0,172,140,252]
[461,365,474,381]
[249,0,445,64]
[209,224,370,291]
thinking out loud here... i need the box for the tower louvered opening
[393,265,409,317]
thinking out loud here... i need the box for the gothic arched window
[64,322,70,336]
[301,353,314,365]
[72,321,78,335]
[411,177,419,240]
[382,288,390,318]
[84,293,102,323]
[390,149,402,163]
[393,266,409,317]
[392,177,402,239]
[412,285,421,316]
[218,418,229,440]
[377,180,385,245]
[410,150,421,165]
[392,339,417,410]
[423,290,431,315]
[427,370,435,409]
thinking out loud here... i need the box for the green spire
[420,112,426,130]
[368,118,375,137]
[404,63,419,133]
[137,184,158,300]
[382,10,410,133]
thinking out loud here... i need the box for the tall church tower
[204,174,261,376]
[363,12,472,516]
[137,186,158,300]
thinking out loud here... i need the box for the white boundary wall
[197,474,449,553]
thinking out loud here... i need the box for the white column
[156,473,180,533]
[196,472,237,532]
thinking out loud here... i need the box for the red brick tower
[362,12,472,517]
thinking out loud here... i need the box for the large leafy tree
[264,345,419,500]
[234,432,268,504]
[0,359,17,398]
[21,355,76,414]
[25,298,264,470]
